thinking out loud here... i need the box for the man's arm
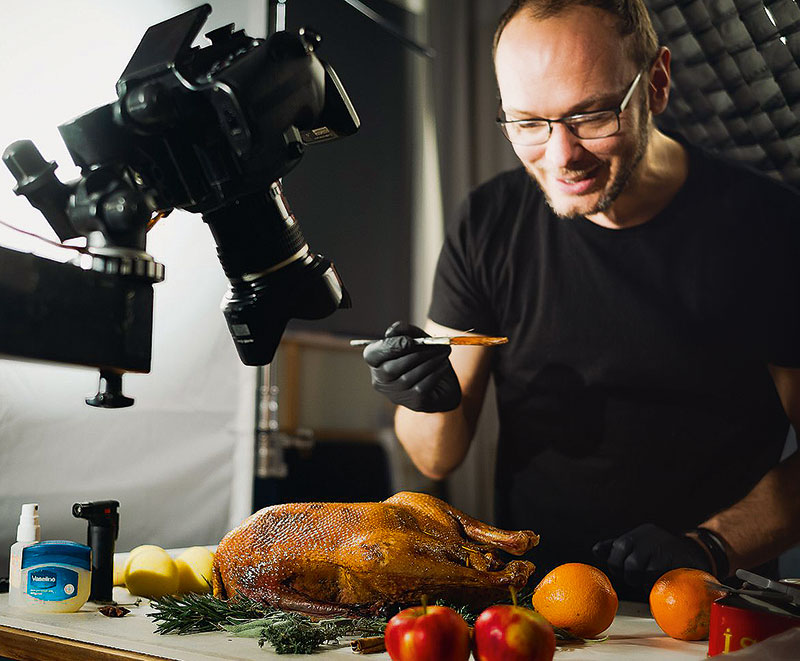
[596,365,800,587]
[394,320,492,480]
[697,365,800,573]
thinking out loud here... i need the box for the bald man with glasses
[362,0,800,599]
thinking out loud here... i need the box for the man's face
[495,6,651,219]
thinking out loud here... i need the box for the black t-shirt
[429,145,800,578]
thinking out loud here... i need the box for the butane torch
[72,500,119,603]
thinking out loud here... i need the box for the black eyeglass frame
[496,70,645,146]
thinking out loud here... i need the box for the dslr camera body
[3,3,358,404]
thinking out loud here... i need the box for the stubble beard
[531,108,651,220]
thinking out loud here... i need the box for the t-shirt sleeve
[428,196,496,334]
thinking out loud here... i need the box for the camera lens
[203,181,350,365]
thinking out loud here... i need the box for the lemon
[175,546,215,594]
[125,547,180,598]
[123,544,164,581]
[113,554,127,586]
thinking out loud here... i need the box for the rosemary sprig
[256,613,330,654]
[434,586,536,626]
[148,590,602,653]
[254,614,386,654]
[148,593,386,654]
[147,592,274,634]
[433,598,481,625]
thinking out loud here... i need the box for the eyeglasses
[497,70,644,146]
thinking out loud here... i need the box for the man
[363,0,800,598]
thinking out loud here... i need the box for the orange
[649,568,726,641]
[531,563,618,638]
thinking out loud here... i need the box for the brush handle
[349,337,445,347]
[349,336,507,347]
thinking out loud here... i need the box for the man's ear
[648,46,671,116]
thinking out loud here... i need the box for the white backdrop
[0,1,266,573]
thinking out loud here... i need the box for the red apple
[384,604,471,661]
[473,604,556,661]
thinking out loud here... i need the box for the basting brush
[349,336,508,347]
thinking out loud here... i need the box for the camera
[3,3,358,378]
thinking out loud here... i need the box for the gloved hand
[593,523,711,590]
[362,321,461,413]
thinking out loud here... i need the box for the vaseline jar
[17,541,91,612]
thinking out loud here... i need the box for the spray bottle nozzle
[19,503,38,520]
[16,502,41,543]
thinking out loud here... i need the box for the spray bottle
[8,503,41,607]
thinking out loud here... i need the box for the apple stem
[421,594,428,615]
[510,586,518,607]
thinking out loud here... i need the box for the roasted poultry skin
[212,491,539,616]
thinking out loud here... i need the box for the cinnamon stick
[351,635,386,654]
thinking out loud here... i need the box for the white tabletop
[0,589,708,660]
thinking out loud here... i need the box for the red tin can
[708,594,800,656]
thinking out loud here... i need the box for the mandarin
[531,563,618,638]
[649,568,726,641]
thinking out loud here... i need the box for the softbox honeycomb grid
[647,0,800,188]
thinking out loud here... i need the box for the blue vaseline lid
[21,540,91,571]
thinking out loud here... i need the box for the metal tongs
[706,569,800,613]
[736,569,800,607]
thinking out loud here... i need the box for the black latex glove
[362,321,461,413]
[593,523,711,590]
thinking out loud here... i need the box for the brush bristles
[449,336,508,346]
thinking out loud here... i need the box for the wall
[281,0,416,338]
[253,0,445,508]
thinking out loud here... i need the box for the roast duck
[212,491,539,616]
